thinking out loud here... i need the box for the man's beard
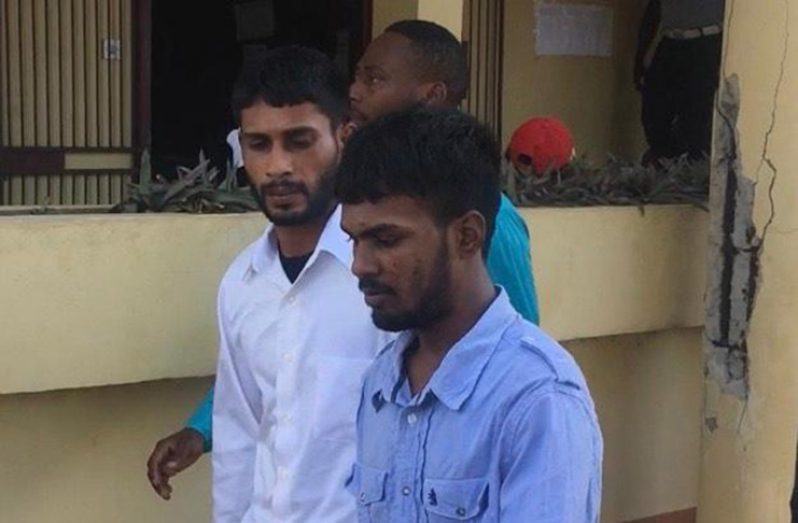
[250,164,337,226]
[362,240,454,332]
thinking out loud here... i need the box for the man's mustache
[258,179,308,197]
[358,278,395,295]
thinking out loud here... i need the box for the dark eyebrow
[350,223,409,240]
[240,126,318,141]
[284,127,318,139]
[239,131,269,141]
[362,64,388,75]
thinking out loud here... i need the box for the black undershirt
[279,250,313,283]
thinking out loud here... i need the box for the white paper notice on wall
[535,3,614,57]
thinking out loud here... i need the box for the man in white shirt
[211,45,389,522]
[226,128,243,169]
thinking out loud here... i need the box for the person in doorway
[339,108,602,521]
[634,0,725,164]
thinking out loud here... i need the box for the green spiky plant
[111,150,259,214]
[504,155,709,210]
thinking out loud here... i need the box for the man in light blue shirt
[351,19,539,323]
[338,108,602,521]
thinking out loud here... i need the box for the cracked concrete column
[698,0,798,521]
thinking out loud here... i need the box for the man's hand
[146,428,206,500]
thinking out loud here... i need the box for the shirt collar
[371,288,519,412]
[246,205,352,278]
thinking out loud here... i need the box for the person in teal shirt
[147,20,539,499]
[489,194,540,324]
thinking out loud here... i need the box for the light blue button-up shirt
[183,195,539,452]
[348,290,602,522]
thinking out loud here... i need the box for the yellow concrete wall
[528,205,707,342]
[0,378,213,523]
[0,330,702,523]
[371,0,419,36]
[0,206,706,394]
[0,205,708,522]
[371,0,462,39]
[0,213,264,394]
[568,328,703,522]
[417,0,464,38]
[501,0,647,160]
[697,0,798,521]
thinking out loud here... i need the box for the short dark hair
[386,20,468,106]
[336,108,501,252]
[231,45,349,126]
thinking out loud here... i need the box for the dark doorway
[150,0,369,179]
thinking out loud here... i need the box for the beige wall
[569,328,703,522]
[501,0,647,160]
[0,213,263,394]
[697,0,798,521]
[417,0,464,38]
[371,0,462,39]
[530,205,706,342]
[371,0,419,36]
[0,206,706,394]
[0,378,213,523]
[0,205,708,522]
[0,331,702,523]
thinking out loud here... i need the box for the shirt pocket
[311,355,372,442]
[346,462,389,522]
[422,477,491,522]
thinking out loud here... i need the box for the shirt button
[278,467,289,479]
[282,414,293,424]
[359,492,367,504]
[456,507,466,516]
[401,486,411,496]
[282,352,293,363]
[407,413,418,425]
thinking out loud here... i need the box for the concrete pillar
[371,0,463,40]
[699,1,798,521]
[417,0,464,39]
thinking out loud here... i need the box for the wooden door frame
[132,0,151,164]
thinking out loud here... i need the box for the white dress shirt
[226,129,243,168]
[212,206,391,522]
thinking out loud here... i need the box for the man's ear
[340,121,358,144]
[419,81,449,108]
[334,121,354,150]
[452,210,487,259]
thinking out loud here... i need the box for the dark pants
[642,34,723,162]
